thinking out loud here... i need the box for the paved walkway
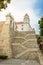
[38,51,43,65]
[0,59,40,65]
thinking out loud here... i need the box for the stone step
[23,43,38,48]
[25,34,36,39]
[22,39,37,44]
[15,48,39,59]
[12,43,27,49]
[12,38,26,43]
[23,40,38,48]
[11,44,26,56]
[15,31,35,38]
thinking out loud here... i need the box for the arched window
[13,22,14,30]
[10,20,12,26]
[22,28,23,30]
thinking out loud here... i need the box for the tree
[38,17,43,36]
[0,0,11,11]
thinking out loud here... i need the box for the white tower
[23,13,30,23]
[23,13,32,31]
[5,13,12,24]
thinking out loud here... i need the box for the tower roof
[24,13,29,17]
[6,13,11,17]
[6,13,14,20]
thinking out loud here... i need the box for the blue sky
[33,0,43,16]
[0,0,43,34]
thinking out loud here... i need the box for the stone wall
[0,23,39,61]
[0,24,12,58]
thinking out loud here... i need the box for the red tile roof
[15,22,24,24]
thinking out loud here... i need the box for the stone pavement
[0,59,40,65]
[38,51,43,65]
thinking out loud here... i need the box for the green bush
[37,36,42,44]
[0,55,8,59]
[41,47,43,54]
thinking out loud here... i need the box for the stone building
[0,13,43,65]
[16,13,32,31]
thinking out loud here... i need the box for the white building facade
[16,13,32,31]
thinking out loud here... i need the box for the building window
[10,20,12,24]
[22,28,23,30]
[10,20,12,26]
[13,22,14,30]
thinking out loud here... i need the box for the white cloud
[0,0,40,34]
[0,0,38,21]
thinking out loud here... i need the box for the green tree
[38,17,43,36]
[0,0,11,11]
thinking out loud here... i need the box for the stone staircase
[11,43,27,57]
[11,30,39,60]
[15,48,39,60]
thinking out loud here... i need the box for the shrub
[37,36,42,44]
[0,55,8,59]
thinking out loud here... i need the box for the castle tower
[16,13,32,31]
[5,13,12,24]
[23,13,32,31]
[23,13,30,23]
[5,13,17,31]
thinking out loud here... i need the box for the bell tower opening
[23,13,30,23]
